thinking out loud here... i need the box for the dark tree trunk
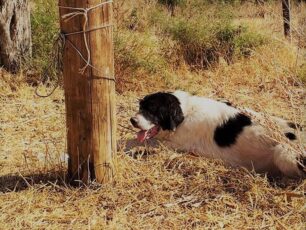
[282,0,291,38]
[0,0,32,73]
[169,4,175,17]
[255,0,264,5]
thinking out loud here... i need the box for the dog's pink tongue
[137,130,148,142]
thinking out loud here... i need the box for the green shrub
[160,7,267,69]
[297,10,306,48]
[147,6,170,28]
[162,10,236,68]
[234,27,266,57]
[297,64,306,83]
[28,0,268,79]
[114,30,166,78]
[30,0,59,72]
[165,18,217,68]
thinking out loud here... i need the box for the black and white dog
[130,91,305,178]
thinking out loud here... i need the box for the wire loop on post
[35,1,115,98]
[58,0,115,79]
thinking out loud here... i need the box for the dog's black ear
[169,107,184,131]
[159,98,184,131]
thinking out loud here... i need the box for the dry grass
[1,1,306,230]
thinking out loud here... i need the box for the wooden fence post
[282,0,291,38]
[59,0,116,185]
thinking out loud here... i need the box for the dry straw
[0,1,306,229]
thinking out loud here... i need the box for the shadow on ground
[0,170,67,193]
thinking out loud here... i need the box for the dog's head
[130,92,184,142]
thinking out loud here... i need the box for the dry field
[1,1,306,229]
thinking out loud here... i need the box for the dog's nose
[130,117,138,128]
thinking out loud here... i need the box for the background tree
[282,0,291,38]
[0,0,32,73]
[158,0,185,16]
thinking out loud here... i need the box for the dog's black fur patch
[217,99,232,106]
[224,101,232,106]
[214,113,252,147]
[284,132,296,140]
[139,92,184,131]
[287,122,302,130]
